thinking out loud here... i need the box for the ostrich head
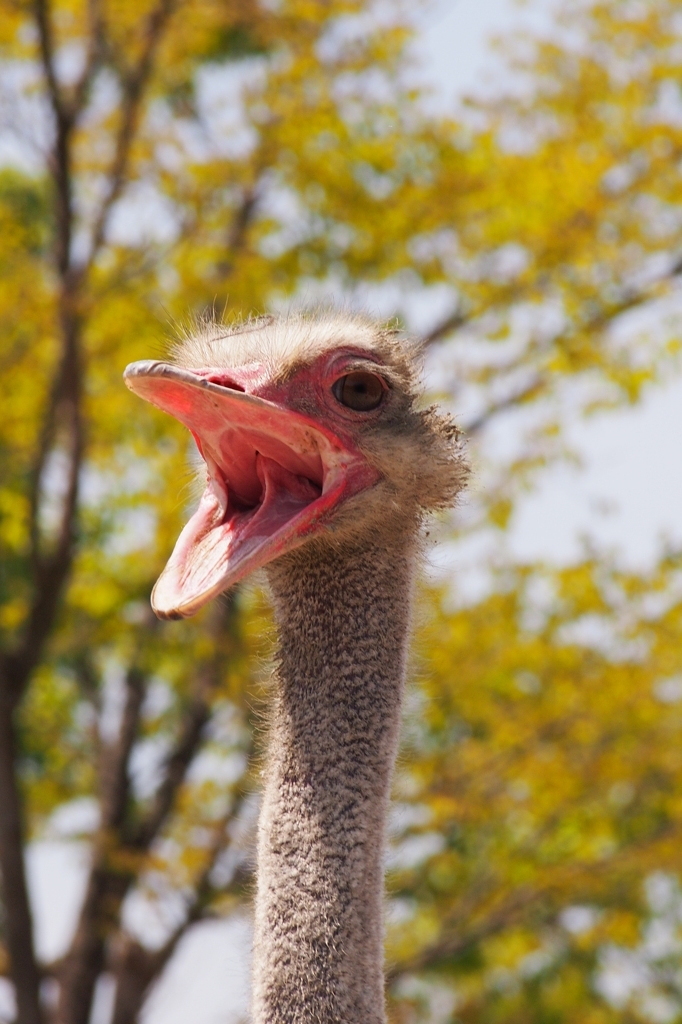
[124,311,466,619]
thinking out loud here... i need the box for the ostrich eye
[332,371,385,411]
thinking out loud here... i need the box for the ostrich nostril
[204,373,246,392]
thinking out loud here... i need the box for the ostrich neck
[253,537,414,1024]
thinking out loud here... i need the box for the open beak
[124,361,380,619]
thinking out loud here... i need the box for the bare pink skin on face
[123,352,382,619]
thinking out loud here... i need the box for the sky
[417,0,551,101]
[3,2,682,1022]
[509,373,682,567]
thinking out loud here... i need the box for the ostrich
[124,312,467,1024]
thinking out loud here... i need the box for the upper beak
[124,361,380,618]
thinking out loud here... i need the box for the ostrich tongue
[124,361,378,619]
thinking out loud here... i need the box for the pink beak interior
[124,361,379,618]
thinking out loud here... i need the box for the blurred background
[2,0,682,1022]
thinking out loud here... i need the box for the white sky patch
[508,374,682,568]
[412,0,558,111]
[140,918,251,1024]
[0,979,15,1024]
[106,181,180,248]
[47,797,100,839]
[26,842,90,962]
[193,61,263,160]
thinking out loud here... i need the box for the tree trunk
[0,692,43,1024]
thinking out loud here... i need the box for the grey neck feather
[253,535,415,1024]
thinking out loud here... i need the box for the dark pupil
[336,372,384,411]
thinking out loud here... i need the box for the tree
[2,1,682,1023]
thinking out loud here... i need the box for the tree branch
[69,0,106,120]
[214,186,260,282]
[386,887,538,986]
[421,308,469,347]
[99,667,148,830]
[56,597,236,1024]
[34,0,74,276]
[83,0,178,273]
[16,0,87,691]
[33,0,65,123]
[53,665,148,1024]
[6,313,84,703]
[422,249,682,442]
[0,694,44,1024]
[122,598,238,852]
[0,10,88,1023]
[462,375,544,437]
[126,670,215,850]
[420,247,682,358]
[109,787,253,1024]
